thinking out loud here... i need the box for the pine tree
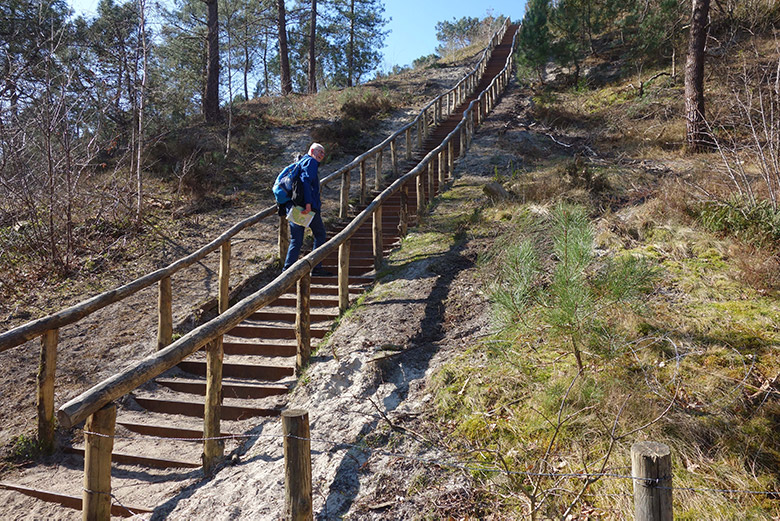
[517,0,550,83]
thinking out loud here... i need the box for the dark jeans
[282,210,327,270]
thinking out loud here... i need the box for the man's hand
[302,203,312,215]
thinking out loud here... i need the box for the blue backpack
[272,160,303,205]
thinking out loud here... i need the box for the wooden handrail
[57,19,520,429]
[0,205,277,352]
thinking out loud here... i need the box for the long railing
[0,17,513,456]
[58,21,519,518]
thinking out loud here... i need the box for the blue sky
[68,0,527,70]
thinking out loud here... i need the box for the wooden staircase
[0,24,519,518]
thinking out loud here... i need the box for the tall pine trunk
[308,0,317,94]
[685,0,710,152]
[277,0,292,95]
[347,0,355,87]
[204,0,220,123]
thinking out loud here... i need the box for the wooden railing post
[428,160,435,198]
[359,160,367,205]
[338,242,350,313]
[157,276,172,351]
[219,241,230,314]
[373,207,383,272]
[283,409,312,521]
[83,402,116,521]
[632,441,673,521]
[438,150,446,186]
[448,140,454,173]
[390,139,399,177]
[37,328,58,453]
[374,150,383,191]
[203,338,224,475]
[399,183,409,237]
[295,271,311,375]
[339,168,351,219]
[279,215,290,264]
[416,170,425,217]
[405,128,412,161]
[416,118,423,150]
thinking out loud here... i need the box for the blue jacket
[297,154,321,212]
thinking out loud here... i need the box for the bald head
[309,143,325,162]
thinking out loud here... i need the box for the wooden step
[177,360,294,380]
[0,482,153,517]
[116,420,238,440]
[222,341,296,357]
[133,396,282,420]
[227,324,329,340]
[64,446,200,469]
[156,378,289,399]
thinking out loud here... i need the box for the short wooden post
[359,160,367,205]
[373,207,383,272]
[448,139,454,172]
[632,441,673,521]
[459,126,466,157]
[339,168,350,219]
[157,276,172,351]
[475,99,481,126]
[416,118,423,149]
[390,139,398,177]
[399,183,409,236]
[416,171,425,217]
[428,160,435,198]
[405,128,412,160]
[438,150,445,186]
[338,242,350,313]
[83,402,116,521]
[219,241,230,314]
[283,409,312,521]
[374,150,383,191]
[202,339,224,475]
[37,328,58,453]
[295,271,311,375]
[279,215,290,263]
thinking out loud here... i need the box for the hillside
[1,14,780,521]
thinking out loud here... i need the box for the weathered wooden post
[339,168,350,219]
[399,183,409,237]
[295,271,311,375]
[416,170,425,217]
[372,207,383,272]
[157,276,172,351]
[427,160,435,198]
[405,127,412,161]
[359,160,367,205]
[83,402,116,521]
[416,118,423,149]
[279,216,290,264]
[219,241,230,314]
[632,441,673,521]
[283,409,312,521]
[374,150,383,191]
[448,140,455,172]
[203,338,224,475]
[475,99,481,126]
[37,329,58,453]
[338,241,350,313]
[438,150,446,186]
[390,139,399,177]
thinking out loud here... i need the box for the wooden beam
[373,207,383,272]
[295,271,311,376]
[338,242,350,313]
[83,402,116,521]
[283,410,312,521]
[202,339,224,475]
[37,329,58,453]
[157,277,172,351]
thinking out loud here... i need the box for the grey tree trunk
[308,0,317,94]
[277,0,292,95]
[684,0,710,152]
[204,0,220,123]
